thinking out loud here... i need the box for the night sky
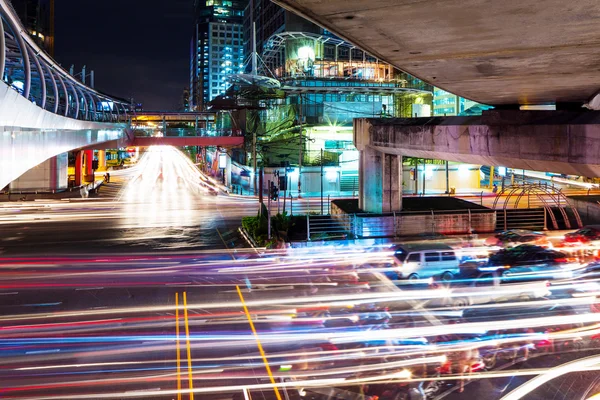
[54,0,194,110]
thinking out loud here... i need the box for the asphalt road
[2,147,600,400]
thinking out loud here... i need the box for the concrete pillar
[383,153,402,212]
[74,151,83,186]
[359,146,402,213]
[84,150,94,182]
[97,150,106,171]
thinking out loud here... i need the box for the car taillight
[471,362,485,372]
[554,258,568,263]
[536,339,552,348]
[320,343,338,352]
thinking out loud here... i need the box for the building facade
[240,1,432,167]
[12,0,54,56]
[190,0,248,111]
[432,88,481,116]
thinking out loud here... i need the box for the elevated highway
[273,0,600,107]
[354,111,600,213]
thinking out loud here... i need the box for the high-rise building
[12,0,54,56]
[432,88,482,116]
[190,0,248,111]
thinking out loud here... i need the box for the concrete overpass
[355,111,600,213]
[273,0,600,108]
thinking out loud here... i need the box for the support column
[383,153,402,213]
[359,146,402,213]
[74,151,83,186]
[84,150,94,183]
[97,150,106,171]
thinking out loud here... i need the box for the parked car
[484,229,550,248]
[391,243,460,282]
[481,245,578,281]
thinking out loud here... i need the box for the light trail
[500,355,600,400]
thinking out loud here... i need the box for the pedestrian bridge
[0,0,241,191]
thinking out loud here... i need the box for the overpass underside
[273,0,600,107]
[355,110,600,213]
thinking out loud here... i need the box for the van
[392,243,459,281]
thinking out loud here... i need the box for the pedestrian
[106,172,110,183]
[492,184,498,193]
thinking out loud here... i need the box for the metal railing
[133,128,243,137]
[0,0,129,121]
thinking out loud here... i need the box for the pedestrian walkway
[93,174,128,200]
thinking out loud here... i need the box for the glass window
[441,251,456,261]
[424,252,440,262]
[407,253,421,263]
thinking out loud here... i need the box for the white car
[434,276,551,309]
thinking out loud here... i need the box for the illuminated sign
[218,153,227,169]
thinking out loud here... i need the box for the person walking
[106,172,111,183]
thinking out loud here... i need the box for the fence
[310,204,498,240]
[495,208,547,231]
[270,194,340,216]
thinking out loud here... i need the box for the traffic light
[92,160,99,171]
[278,176,287,191]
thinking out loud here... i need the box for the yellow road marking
[236,285,282,400]
[183,292,194,400]
[175,293,182,400]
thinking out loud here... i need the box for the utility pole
[297,95,303,198]
[445,160,449,194]
[320,148,324,215]
[267,180,271,239]
[422,159,426,196]
[251,21,258,199]
[252,23,258,75]
[283,167,288,214]
[252,132,257,196]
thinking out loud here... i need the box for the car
[432,277,551,309]
[481,245,578,281]
[484,229,550,248]
[391,243,460,282]
[462,304,588,361]
[562,225,600,246]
